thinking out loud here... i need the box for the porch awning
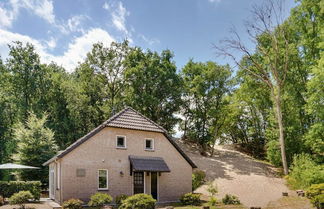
[129,155,170,172]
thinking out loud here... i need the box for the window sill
[116,147,127,150]
[98,188,109,191]
[145,149,155,152]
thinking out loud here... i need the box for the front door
[151,172,158,200]
[133,172,144,194]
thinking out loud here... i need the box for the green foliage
[207,182,218,196]
[209,196,217,206]
[306,184,324,209]
[181,60,233,150]
[179,193,201,206]
[115,194,128,206]
[311,194,324,209]
[0,181,41,200]
[287,154,324,189]
[0,195,4,206]
[118,193,156,209]
[88,192,112,207]
[9,191,33,209]
[266,140,282,167]
[14,112,58,187]
[192,170,206,191]
[125,48,183,132]
[222,194,240,205]
[62,199,84,209]
[306,183,324,199]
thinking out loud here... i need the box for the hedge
[0,181,41,200]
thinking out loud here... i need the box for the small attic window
[116,136,126,149]
[145,139,154,150]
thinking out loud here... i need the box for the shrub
[115,194,128,206]
[266,140,282,167]
[287,153,324,189]
[9,191,33,209]
[222,194,240,205]
[207,182,218,196]
[311,194,324,209]
[209,196,217,206]
[192,170,206,191]
[88,193,112,207]
[62,199,84,209]
[0,181,41,200]
[119,193,156,209]
[0,195,4,206]
[180,193,201,206]
[306,184,324,209]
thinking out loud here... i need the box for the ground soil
[176,140,312,208]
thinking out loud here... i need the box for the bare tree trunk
[274,88,289,175]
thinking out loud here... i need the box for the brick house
[43,107,197,204]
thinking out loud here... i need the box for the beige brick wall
[54,127,192,203]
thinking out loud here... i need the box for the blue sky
[0,0,297,72]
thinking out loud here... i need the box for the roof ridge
[124,107,167,133]
[104,107,131,125]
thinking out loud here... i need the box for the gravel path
[177,141,293,208]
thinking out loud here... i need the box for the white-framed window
[145,138,154,150]
[116,135,126,149]
[98,169,108,190]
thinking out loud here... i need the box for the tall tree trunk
[274,88,289,175]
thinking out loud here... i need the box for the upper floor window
[145,139,154,150]
[116,136,126,148]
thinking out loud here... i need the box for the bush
[306,184,324,209]
[9,191,33,209]
[192,170,206,191]
[209,196,217,206]
[287,153,324,189]
[115,194,128,206]
[180,193,201,206]
[266,140,282,167]
[0,181,41,200]
[0,195,4,206]
[88,192,112,207]
[311,194,324,209]
[222,194,240,205]
[62,199,84,209]
[119,193,156,209]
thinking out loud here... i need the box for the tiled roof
[105,108,165,133]
[43,107,197,168]
[129,155,170,172]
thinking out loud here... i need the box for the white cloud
[52,28,115,71]
[103,1,130,35]
[0,7,15,28]
[103,2,110,10]
[0,28,115,72]
[139,34,160,46]
[208,0,221,3]
[0,0,55,28]
[46,37,56,49]
[66,15,89,33]
[23,0,55,24]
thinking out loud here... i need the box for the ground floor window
[98,169,108,190]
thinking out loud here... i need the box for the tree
[14,112,58,186]
[0,57,18,180]
[215,0,295,174]
[85,41,131,114]
[6,42,44,120]
[181,60,232,153]
[124,48,183,132]
[305,42,324,162]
